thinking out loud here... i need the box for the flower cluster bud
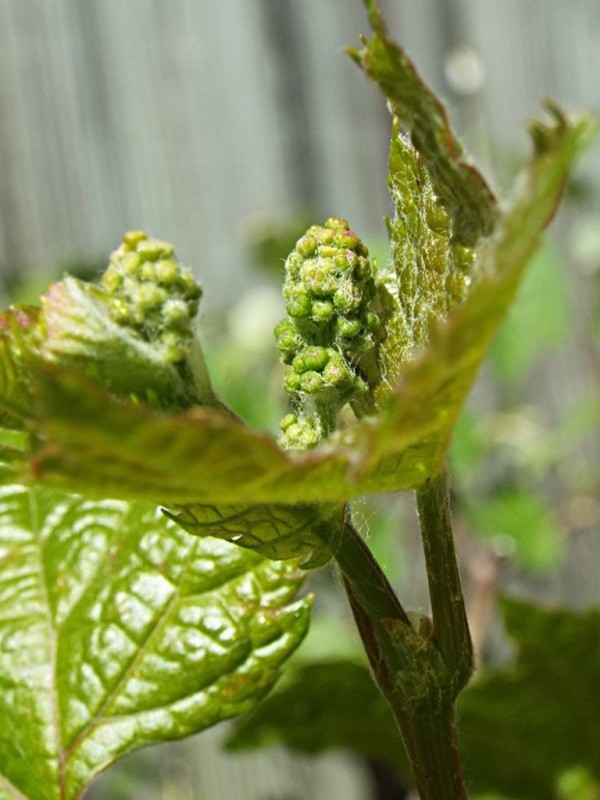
[101,231,202,363]
[276,217,386,448]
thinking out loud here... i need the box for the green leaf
[39,277,193,410]
[0,428,30,485]
[225,659,412,784]
[0,307,39,426]
[8,105,591,515]
[378,125,478,373]
[25,366,438,505]
[165,503,345,569]
[459,598,600,799]
[349,8,497,247]
[0,485,310,800]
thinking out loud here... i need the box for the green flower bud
[334,252,357,273]
[324,216,349,231]
[322,352,354,389]
[336,318,362,338]
[101,265,123,293]
[280,417,320,449]
[300,260,337,298]
[311,300,335,323]
[296,234,318,257]
[334,230,361,251]
[163,299,191,328]
[137,238,174,262]
[275,319,302,364]
[284,370,302,394]
[285,286,312,318]
[353,257,373,282]
[300,370,325,394]
[136,283,168,312]
[117,251,142,276]
[292,346,330,374]
[333,283,362,314]
[100,231,203,365]
[140,261,157,282]
[161,330,188,363]
[279,413,298,431]
[319,245,339,259]
[122,230,147,250]
[315,227,335,246]
[155,259,181,284]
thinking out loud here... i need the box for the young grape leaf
[0,307,38,427]
[24,366,435,505]
[349,0,497,247]
[18,115,588,511]
[376,125,479,376]
[39,277,191,410]
[164,503,346,569]
[0,485,310,800]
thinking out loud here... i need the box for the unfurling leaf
[20,113,589,509]
[165,503,345,569]
[0,485,310,800]
[349,5,497,247]
[37,232,215,411]
[375,124,477,391]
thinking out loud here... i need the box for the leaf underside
[0,485,310,800]
[165,503,345,570]
[13,116,587,512]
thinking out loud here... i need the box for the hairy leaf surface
[0,485,310,800]
[349,1,497,247]
[375,125,478,387]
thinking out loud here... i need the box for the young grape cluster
[101,230,203,364]
[275,217,387,448]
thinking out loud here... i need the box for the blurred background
[2,1,600,798]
